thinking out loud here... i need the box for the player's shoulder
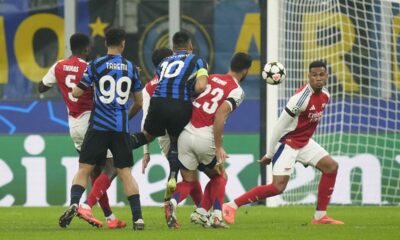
[292,84,312,98]
[92,55,109,65]
[287,84,312,108]
[321,87,330,98]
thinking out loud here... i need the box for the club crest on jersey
[139,15,213,80]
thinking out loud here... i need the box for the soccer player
[140,47,174,173]
[166,53,253,229]
[223,60,344,225]
[140,47,204,221]
[131,31,209,202]
[39,33,126,229]
[58,28,145,230]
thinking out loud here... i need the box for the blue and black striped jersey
[153,51,208,101]
[79,54,142,132]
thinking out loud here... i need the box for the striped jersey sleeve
[285,85,311,117]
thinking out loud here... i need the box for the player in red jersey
[223,60,344,225]
[164,53,252,229]
[39,33,126,229]
[140,48,204,224]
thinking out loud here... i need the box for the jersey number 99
[99,76,131,105]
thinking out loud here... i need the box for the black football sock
[167,141,180,181]
[70,184,85,205]
[127,194,142,222]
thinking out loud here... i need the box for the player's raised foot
[59,203,78,228]
[190,209,210,228]
[133,219,145,231]
[107,218,127,229]
[311,215,344,225]
[77,206,103,228]
[222,203,236,225]
[166,200,180,229]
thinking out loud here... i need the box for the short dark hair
[70,33,90,53]
[230,52,252,72]
[172,31,191,49]
[152,47,173,67]
[309,60,327,72]
[105,28,126,47]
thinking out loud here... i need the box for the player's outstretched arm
[194,68,209,94]
[265,109,294,159]
[142,153,150,174]
[38,81,51,93]
[213,102,232,165]
[128,91,143,120]
[39,63,57,93]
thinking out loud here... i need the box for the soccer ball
[262,61,286,85]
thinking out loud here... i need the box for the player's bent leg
[130,131,154,149]
[223,175,288,225]
[93,158,126,229]
[312,155,343,224]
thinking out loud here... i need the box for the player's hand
[258,155,271,165]
[142,153,150,174]
[215,147,229,166]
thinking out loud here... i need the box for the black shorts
[144,97,192,138]
[79,130,133,169]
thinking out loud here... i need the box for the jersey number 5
[193,84,224,114]
[99,75,132,104]
[65,74,78,102]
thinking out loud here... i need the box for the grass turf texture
[0,206,399,240]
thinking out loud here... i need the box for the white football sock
[227,201,238,209]
[314,210,326,220]
[170,198,177,207]
[196,207,208,216]
[106,213,116,221]
[80,203,91,209]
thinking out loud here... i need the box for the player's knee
[324,157,339,173]
[328,160,339,173]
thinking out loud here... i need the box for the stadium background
[0,0,399,207]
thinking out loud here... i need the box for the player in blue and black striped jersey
[131,31,209,211]
[59,28,145,231]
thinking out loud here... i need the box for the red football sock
[234,184,280,207]
[189,180,203,206]
[201,181,212,211]
[172,181,194,204]
[87,174,111,208]
[317,171,337,211]
[209,174,227,210]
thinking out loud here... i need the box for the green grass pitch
[0,206,399,240]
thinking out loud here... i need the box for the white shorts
[272,139,328,175]
[178,125,214,171]
[69,112,112,158]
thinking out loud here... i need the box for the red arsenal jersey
[42,56,93,118]
[191,74,244,128]
[281,84,330,148]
